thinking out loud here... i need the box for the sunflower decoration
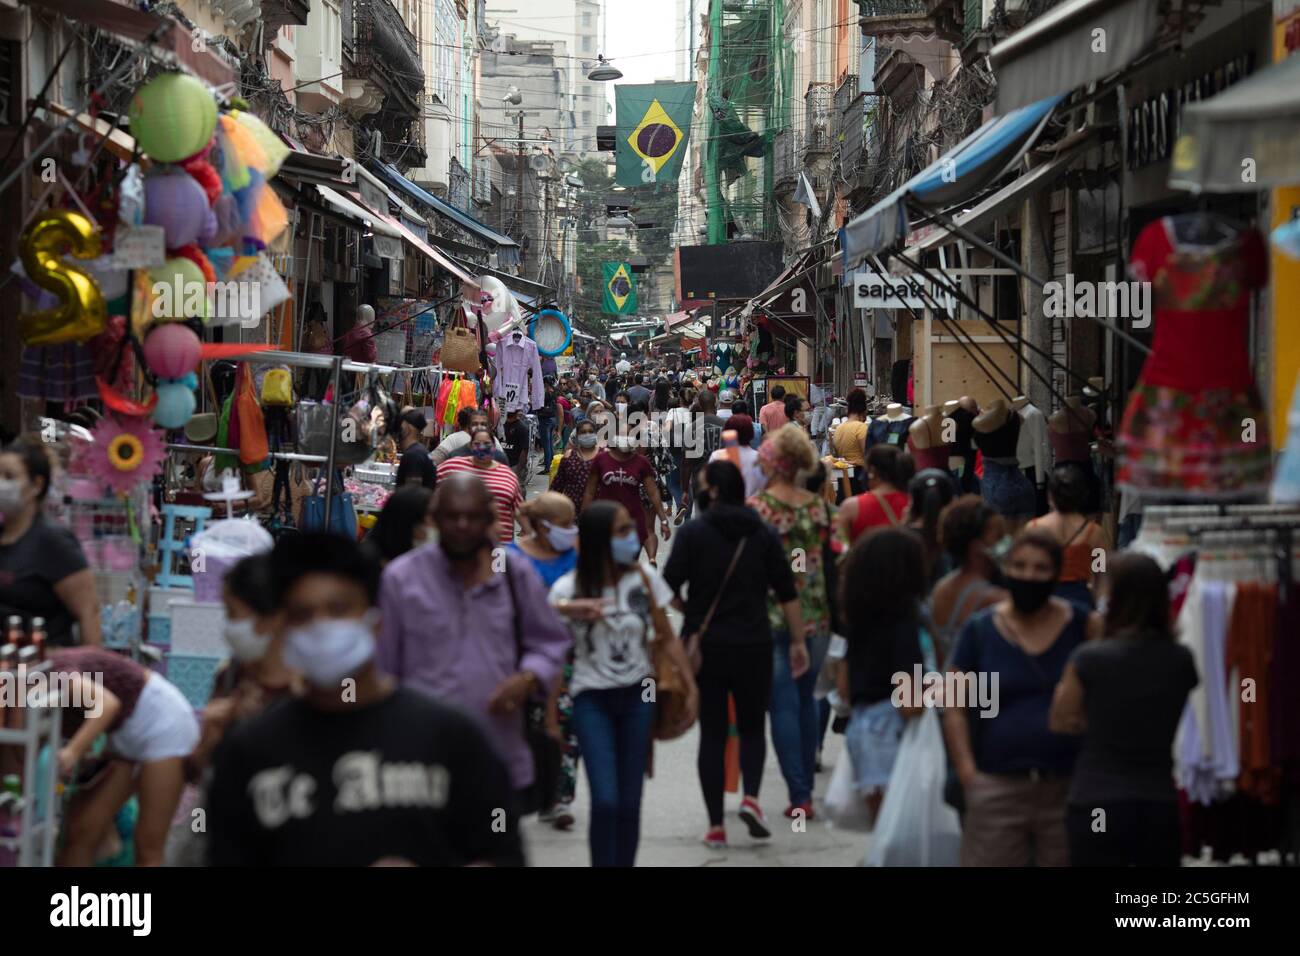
[85,415,167,495]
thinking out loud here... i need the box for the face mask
[987,535,1014,560]
[577,433,598,449]
[470,444,493,460]
[615,403,629,416]
[694,488,713,511]
[0,478,25,513]
[610,529,641,565]
[223,618,272,663]
[542,520,578,552]
[282,613,377,687]
[413,524,437,547]
[1004,576,1055,615]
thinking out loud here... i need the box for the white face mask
[413,524,438,548]
[541,520,578,552]
[0,478,26,513]
[282,612,378,687]
[223,618,273,663]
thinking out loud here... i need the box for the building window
[583,12,593,28]
[582,111,592,126]
[582,36,592,52]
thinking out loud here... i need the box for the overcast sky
[604,0,680,110]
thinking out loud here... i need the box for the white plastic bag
[864,709,961,866]
[189,517,273,602]
[824,744,873,833]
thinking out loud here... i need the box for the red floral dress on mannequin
[1117,215,1271,497]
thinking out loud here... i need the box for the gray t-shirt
[1066,636,1198,805]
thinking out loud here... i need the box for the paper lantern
[152,381,197,429]
[143,322,201,378]
[144,168,210,248]
[149,257,209,321]
[128,73,218,164]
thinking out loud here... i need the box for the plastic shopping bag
[864,708,961,866]
[824,744,873,833]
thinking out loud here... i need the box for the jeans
[538,415,556,474]
[665,459,683,511]
[769,631,830,806]
[571,684,654,867]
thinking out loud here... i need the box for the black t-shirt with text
[207,687,524,866]
[502,418,529,467]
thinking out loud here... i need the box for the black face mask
[694,488,713,512]
[1005,575,1055,614]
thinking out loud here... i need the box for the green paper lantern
[149,257,210,322]
[128,73,218,163]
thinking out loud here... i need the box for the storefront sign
[1127,51,1254,171]
[852,271,955,312]
[854,371,869,388]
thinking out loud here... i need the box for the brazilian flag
[615,82,696,187]
[602,262,637,315]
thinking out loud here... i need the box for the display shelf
[0,661,63,867]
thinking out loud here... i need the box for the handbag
[296,399,373,465]
[300,471,357,539]
[502,556,560,816]
[261,366,293,406]
[637,567,695,741]
[185,365,220,443]
[682,536,748,674]
[234,363,270,471]
[441,307,481,374]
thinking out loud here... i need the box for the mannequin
[1013,393,1050,497]
[974,398,1035,525]
[1050,395,1101,515]
[340,303,378,363]
[867,402,914,450]
[946,396,980,492]
[908,405,952,473]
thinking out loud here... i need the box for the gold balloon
[19,209,107,346]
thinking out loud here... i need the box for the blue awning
[840,93,1064,269]
[366,161,519,249]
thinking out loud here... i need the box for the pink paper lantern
[144,167,210,248]
[143,322,201,379]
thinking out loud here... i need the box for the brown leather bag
[637,568,696,742]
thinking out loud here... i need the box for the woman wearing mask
[928,496,1007,659]
[663,461,804,848]
[51,647,200,865]
[907,468,959,583]
[436,426,524,543]
[838,528,931,823]
[549,501,698,866]
[783,395,812,435]
[942,530,1103,867]
[836,444,912,545]
[361,485,435,567]
[1027,463,1110,609]
[0,438,101,645]
[510,492,581,830]
[747,425,833,819]
[1050,553,1197,866]
[552,419,603,515]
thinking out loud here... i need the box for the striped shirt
[436,457,523,543]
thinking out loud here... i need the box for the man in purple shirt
[376,473,570,805]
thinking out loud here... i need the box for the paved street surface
[519,466,868,867]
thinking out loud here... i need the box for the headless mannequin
[1049,395,1096,436]
[973,399,1011,435]
[880,403,908,422]
[911,404,953,473]
[974,398,1033,530]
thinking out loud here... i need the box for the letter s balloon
[19,210,107,346]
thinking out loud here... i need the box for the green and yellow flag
[615,82,696,187]
[602,262,637,315]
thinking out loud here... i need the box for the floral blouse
[551,450,595,513]
[747,490,833,638]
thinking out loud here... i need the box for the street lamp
[587,55,622,82]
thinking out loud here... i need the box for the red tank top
[851,490,910,540]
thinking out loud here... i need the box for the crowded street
[1,2,1299,925]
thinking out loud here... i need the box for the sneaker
[793,800,815,821]
[537,805,557,823]
[702,826,727,850]
[550,803,575,831]
[738,797,771,839]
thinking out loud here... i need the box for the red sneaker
[702,826,727,850]
[738,797,771,839]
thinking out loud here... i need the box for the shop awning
[1169,52,1300,192]
[315,186,401,238]
[366,161,519,249]
[840,93,1063,269]
[336,188,477,284]
[989,0,1159,114]
[912,132,1096,254]
[664,310,695,331]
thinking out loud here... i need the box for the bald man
[376,472,570,812]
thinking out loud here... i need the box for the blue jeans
[769,631,829,806]
[538,416,556,473]
[571,684,654,867]
[665,459,683,510]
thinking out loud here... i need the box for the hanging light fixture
[587,55,623,82]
